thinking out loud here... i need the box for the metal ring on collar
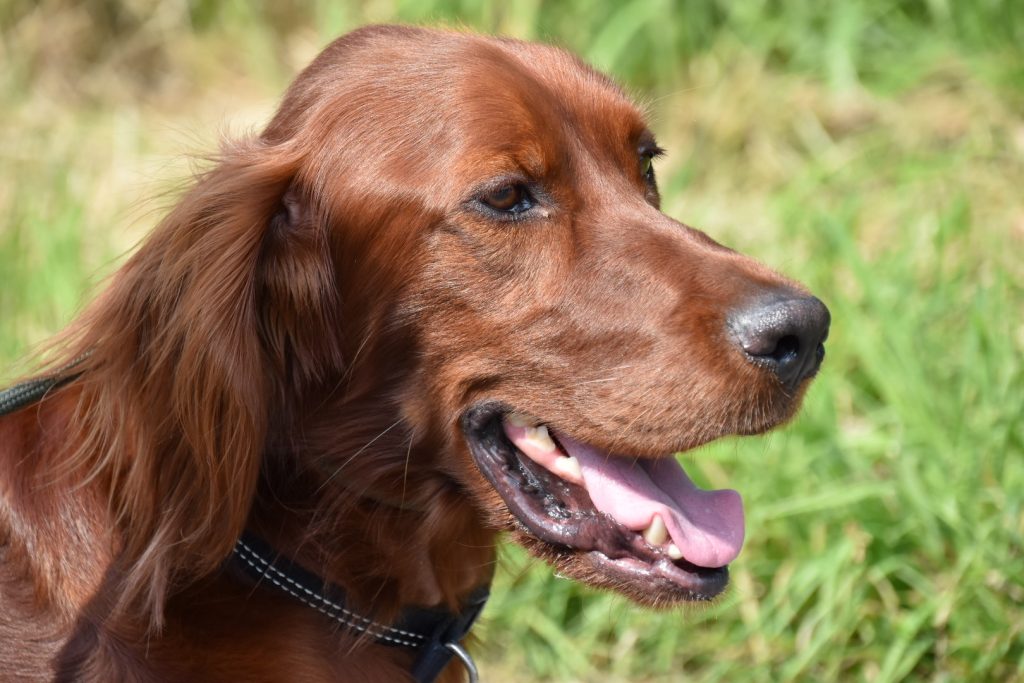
[444,641,479,683]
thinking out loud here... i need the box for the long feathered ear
[56,139,339,627]
[258,182,344,398]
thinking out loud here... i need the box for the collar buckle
[406,585,489,682]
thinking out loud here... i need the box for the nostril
[729,294,831,389]
[770,334,801,364]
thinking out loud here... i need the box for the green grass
[2,1,1022,681]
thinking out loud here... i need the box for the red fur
[0,25,814,681]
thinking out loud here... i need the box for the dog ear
[258,182,343,397]
[58,140,339,627]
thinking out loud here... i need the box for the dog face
[257,26,829,606]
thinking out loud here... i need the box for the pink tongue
[557,434,744,569]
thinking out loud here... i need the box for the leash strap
[0,369,81,416]
[231,531,489,683]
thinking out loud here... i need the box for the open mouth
[462,403,745,602]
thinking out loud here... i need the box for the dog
[0,25,829,682]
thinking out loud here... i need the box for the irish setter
[0,25,829,682]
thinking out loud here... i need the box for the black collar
[230,531,489,683]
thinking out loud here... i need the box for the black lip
[461,402,729,602]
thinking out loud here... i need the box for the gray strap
[0,375,69,416]
[0,354,88,416]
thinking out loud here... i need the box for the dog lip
[584,551,729,601]
[460,402,731,601]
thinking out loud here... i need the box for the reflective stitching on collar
[233,540,426,647]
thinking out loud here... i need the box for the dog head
[255,26,830,604]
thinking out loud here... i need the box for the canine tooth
[553,455,583,481]
[643,515,668,546]
[667,543,684,560]
[523,424,557,452]
[506,412,535,428]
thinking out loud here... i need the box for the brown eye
[481,183,534,215]
[484,185,522,210]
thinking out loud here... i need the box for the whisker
[400,431,414,509]
[317,418,404,492]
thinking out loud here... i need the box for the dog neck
[251,411,498,619]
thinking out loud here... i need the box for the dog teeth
[642,514,668,546]
[641,517,685,560]
[504,414,582,483]
[522,424,557,452]
[552,455,583,482]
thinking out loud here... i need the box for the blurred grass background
[2,0,1022,680]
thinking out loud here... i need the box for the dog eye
[640,152,656,182]
[481,183,534,215]
[637,144,664,186]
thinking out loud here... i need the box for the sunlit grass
[2,1,1022,680]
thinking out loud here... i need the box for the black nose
[729,294,831,390]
